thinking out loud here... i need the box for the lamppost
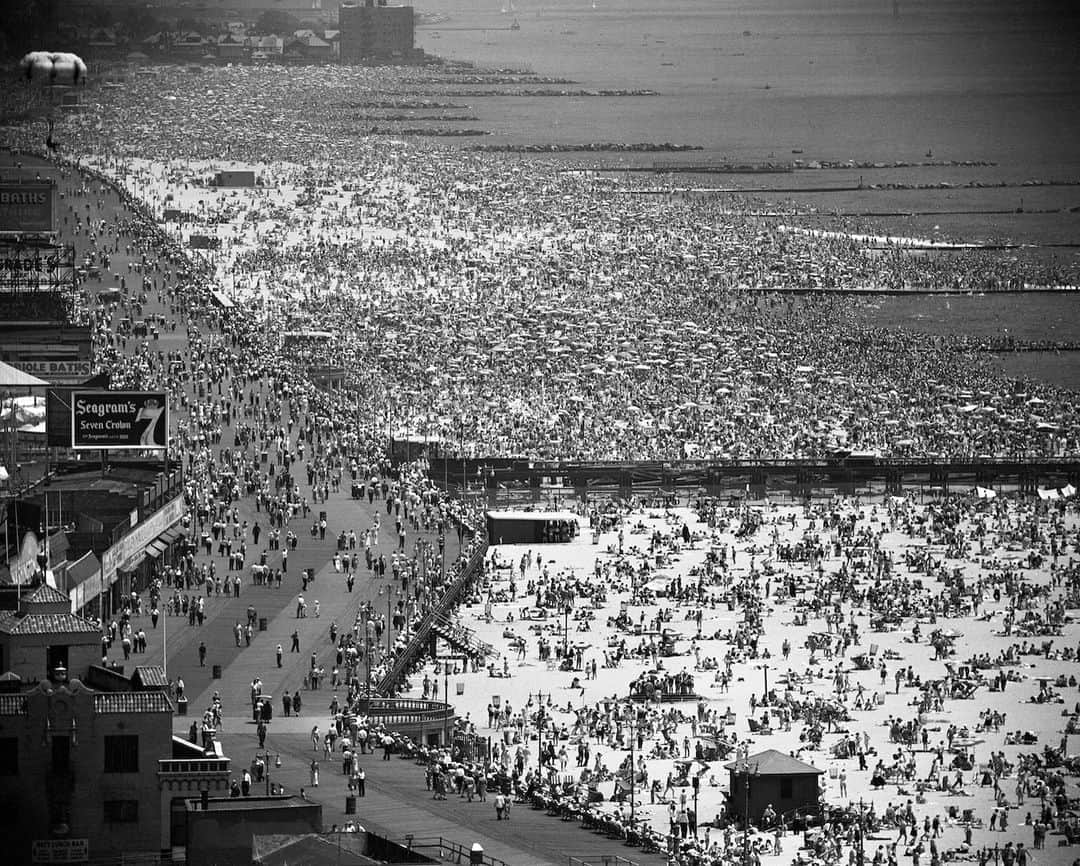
[441,655,465,746]
[530,692,549,771]
[857,799,867,866]
[758,662,770,704]
[360,602,373,697]
[562,600,573,661]
[738,743,758,866]
[257,750,281,795]
[387,591,394,658]
[622,702,637,825]
[692,773,700,838]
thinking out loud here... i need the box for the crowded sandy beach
[2,48,1080,866]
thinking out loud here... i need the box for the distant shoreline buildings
[339,0,418,64]
[25,1,422,67]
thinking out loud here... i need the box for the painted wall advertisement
[11,358,94,384]
[71,391,167,450]
[0,182,54,233]
[100,493,185,588]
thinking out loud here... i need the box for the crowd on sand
[4,65,1080,465]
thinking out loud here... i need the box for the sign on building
[32,838,89,863]
[71,391,168,451]
[0,182,55,233]
[100,493,185,586]
[11,358,94,384]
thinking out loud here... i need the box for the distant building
[217,33,248,60]
[339,0,415,63]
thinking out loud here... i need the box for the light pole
[738,742,750,865]
[441,656,464,746]
[361,602,372,697]
[624,703,636,825]
[759,662,770,704]
[387,591,393,658]
[857,799,866,866]
[531,692,548,772]
[692,773,700,838]
[443,659,450,744]
[257,750,280,795]
[563,601,572,661]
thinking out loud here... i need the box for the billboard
[0,182,55,233]
[71,391,168,450]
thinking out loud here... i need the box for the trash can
[176,697,188,716]
[259,617,268,632]
[212,664,222,679]
[345,795,357,815]
[470,843,484,865]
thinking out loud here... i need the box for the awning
[160,526,185,544]
[66,551,101,588]
[143,525,185,560]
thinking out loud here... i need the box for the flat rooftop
[185,795,315,813]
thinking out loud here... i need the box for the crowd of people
[4,64,1079,465]
[3,60,1080,866]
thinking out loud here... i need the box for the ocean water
[416,0,1080,165]
[415,0,1080,251]
[413,0,1080,389]
[849,293,1080,389]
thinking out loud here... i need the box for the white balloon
[20,51,88,86]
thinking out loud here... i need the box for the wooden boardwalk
[30,152,666,866]
[214,723,670,866]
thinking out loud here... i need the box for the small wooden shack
[724,749,823,825]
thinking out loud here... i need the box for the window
[779,777,793,800]
[52,735,70,772]
[0,738,17,775]
[46,645,69,678]
[104,735,139,773]
[104,800,139,823]
[169,797,188,847]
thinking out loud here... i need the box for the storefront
[95,494,185,619]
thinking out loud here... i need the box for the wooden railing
[376,538,488,696]
[403,837,511,866]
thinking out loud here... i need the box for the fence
[567,856,642,866]
[402,836,511,866]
